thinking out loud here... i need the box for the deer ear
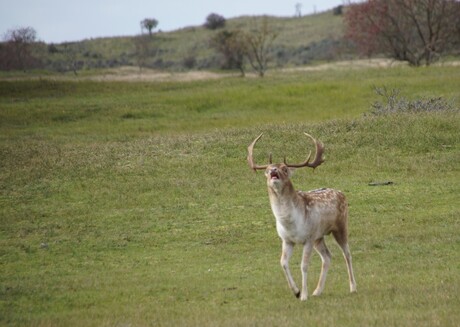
[287,167,295,177]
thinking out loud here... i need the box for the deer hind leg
[280,241,300,298]
[312,238,331,296]
[332,230,357,293]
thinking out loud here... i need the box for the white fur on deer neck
[265,164,305,242]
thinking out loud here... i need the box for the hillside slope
[44,10,347,72]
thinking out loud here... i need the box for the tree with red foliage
[344,0,460,66]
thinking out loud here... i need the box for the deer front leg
[300,242,314,301]
[280,241,300,298]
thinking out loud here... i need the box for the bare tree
[62,42,83,75]
[244,17,278,77]
[1,26,38,71]
[345,0,460,66]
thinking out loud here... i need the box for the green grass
[1,65,459,326]
[1,65,459,139]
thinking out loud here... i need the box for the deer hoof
[312,289,322,296]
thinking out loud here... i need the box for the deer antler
[284,133,325,169]
[248,132,324,171]
[247,133,270,171]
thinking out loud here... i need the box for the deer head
[247,132,325,190]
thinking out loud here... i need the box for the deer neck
[267,180,306,231]
[267,180,298,210]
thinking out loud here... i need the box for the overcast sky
[0,0,346,44]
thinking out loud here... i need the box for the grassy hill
[1,65,459,325]
[42,10,347,72]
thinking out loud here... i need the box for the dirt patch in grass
[1,59,459,82]
[89,67,236,82]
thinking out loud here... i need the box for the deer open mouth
[270,171,279,180]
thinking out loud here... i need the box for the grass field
[1,65,459,326]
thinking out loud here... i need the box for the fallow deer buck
[247,133,357,301]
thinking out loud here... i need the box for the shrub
[333,5,343,15]
[48,44,59,54]
[183,56,196,69]
[369,86,458,115]
[204,13,226,30]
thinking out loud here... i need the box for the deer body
[248,133,357,301]
[270,185,345,245]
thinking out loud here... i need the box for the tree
[140,18,159,36]
[134,35,150,70]
[62,42,83,75]
[204,13,226,30]
[344,0,460,66]
[244,17,278,77]
[1,26,38,71]
[211,30,247,76]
